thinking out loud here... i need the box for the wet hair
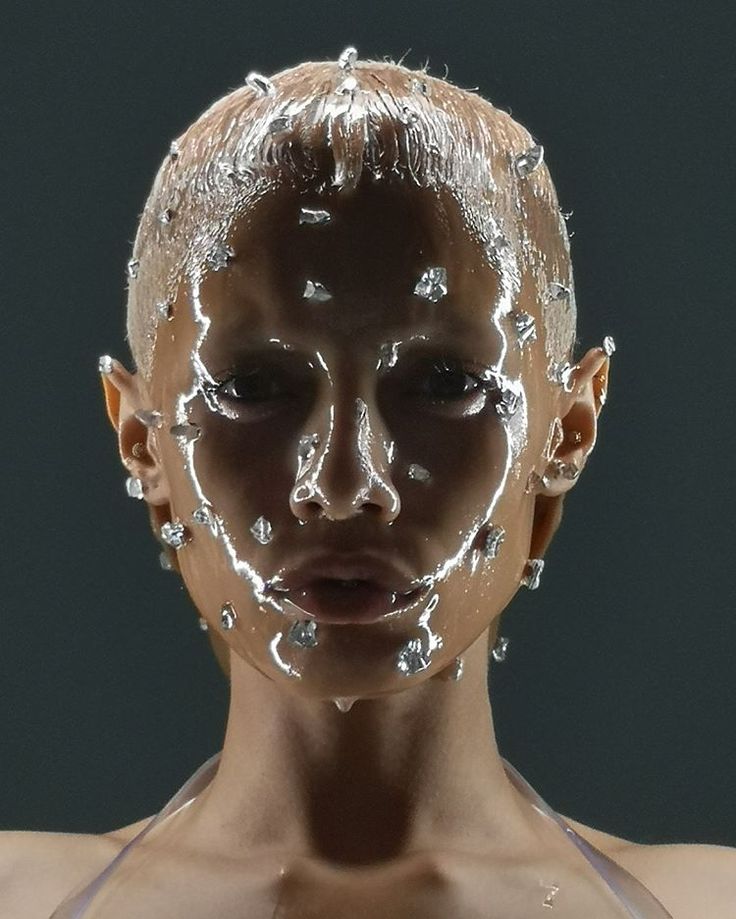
[124,56,576,386]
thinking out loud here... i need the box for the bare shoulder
[560,813,736,919]
[0,827,120,919]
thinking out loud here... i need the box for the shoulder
[560,814,736,919]
[0,828,120,919]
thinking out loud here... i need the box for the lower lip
[271,579,426,625]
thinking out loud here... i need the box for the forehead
[196,179,504,350]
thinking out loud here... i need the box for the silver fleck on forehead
[338,46,358,70]
[250,515,273,545]
[169,141,180,159]
[303,279,333,302]
[206,243,235,271]
[127,258,140,280]
[299,207,332,225]
[512,311,537,349]
[159,207,176,224]
[245,71,275,96]
[287,620,319,648]
[513,144,544,178]
[413,267,448,303]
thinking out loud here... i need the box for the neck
[186,630,533,867]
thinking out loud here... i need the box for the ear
[99,357,171,506]
[525,344,610,562]
[535,344,610,499]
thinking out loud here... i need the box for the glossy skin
[97,174,609,874]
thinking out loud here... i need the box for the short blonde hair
[124,56,576,385]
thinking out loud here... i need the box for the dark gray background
[2,0,734,847]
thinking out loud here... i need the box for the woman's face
[150,179,555,699]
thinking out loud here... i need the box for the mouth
[267,578,429,625]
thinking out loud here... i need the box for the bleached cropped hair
[124,53,576,383]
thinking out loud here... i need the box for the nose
[289,395,401,524]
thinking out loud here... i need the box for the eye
[416,357,496,402]
[214,368,286,403]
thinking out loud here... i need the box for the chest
[73,848,635,919]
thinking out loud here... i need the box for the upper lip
[266,552,425,595]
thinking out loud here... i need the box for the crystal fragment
[412,78,428,96]
[299,207,331,225]
[521,558,545,590]
[495,387,520,418]
[250,515,273,545]
[407,463,431,483]
[268,115,292,134]
[602,335,616,356]
[159,207,175,224]
[512,311,537,348]
[192,504,214,527]
[491,636,510,662]
[413,266,448,303]
[169,422,201,442]
[336,75,357,95]
[198,617,209,631]
[220,603,237,630]
[546,281,570,301]
[377,341,399,370]
[125,476,144,500]
[160,520,189,549]
[303,279,333,302]
[338,46,357,70]
[298,432,320,462]
[245,72,275,95]
[134,409,163,428]
[513,144,544,178]
[159,551,174,571]
[548,361,575,392]
[447,656,464,681]
[543,459,580,484]
[127,258,140,280]
[205,243,234,271]
[98,354,114,374]
[156,300,173,321]
[483,524,505,559]
[169,141,180,159]
[287,619,319,649]
[396,638,430,676]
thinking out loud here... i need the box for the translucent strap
[49,750,223,919]
[501,757,674,919]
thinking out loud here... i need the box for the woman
[4,49,735,919]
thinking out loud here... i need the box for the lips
[265,552,429,625]
[274,578,425,624]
